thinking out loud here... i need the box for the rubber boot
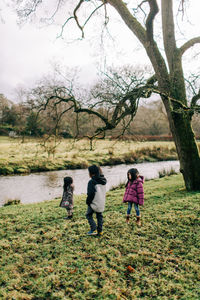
[126,215,130,224]
[136,216,141,227]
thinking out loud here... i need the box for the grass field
[0,174,199,299]
[0,137,178,175]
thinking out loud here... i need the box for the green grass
[0,174,199,299]
[0,137,178,174]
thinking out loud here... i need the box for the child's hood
[137,176,144,184]
[92,175,107,185]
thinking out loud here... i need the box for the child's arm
[86,180,96,205]
[137,182,144,205]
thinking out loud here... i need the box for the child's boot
[136,216,141,226]
[126,215,130,224]
[64,214,73,220]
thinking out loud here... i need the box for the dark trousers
[127,202,140,216]
[86,205,103,233]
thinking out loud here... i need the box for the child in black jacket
[86,165,107,236]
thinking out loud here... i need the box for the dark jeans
[86,205,103,233]
[127,202,140,216]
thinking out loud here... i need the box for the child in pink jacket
[123,168,144,226]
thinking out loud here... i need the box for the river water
[0,160,179,207]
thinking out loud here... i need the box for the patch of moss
[0,166,14,175]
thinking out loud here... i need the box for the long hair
[125,168,138,187]
[63,176,73,191]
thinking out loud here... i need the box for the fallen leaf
[127,265,135,273]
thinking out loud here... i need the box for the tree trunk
[164,102,200,190]
[145,44,200,190]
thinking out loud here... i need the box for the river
[0,160,179,207]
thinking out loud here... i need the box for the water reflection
[45,172,60,188]
[0,160,180,207]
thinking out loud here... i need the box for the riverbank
[0,174,199,299]
[0,160,180,206]
[0,137,178,175]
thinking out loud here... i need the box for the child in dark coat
[86,165,107,236]
[60,176,74,219]
[123,168,144,226]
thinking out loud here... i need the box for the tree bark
[168,108,200,190]
[161,0,200,190]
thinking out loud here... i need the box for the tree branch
[42,0,62,24]
[161,0,177,72]
[75,107,112,127]
[57,0,106,39]
[179,37,200,56]
[73,0,85,38]
[107,0,170,91]
[83,3,106,28]
[57,17,74,39]
[146,0,159,41]
[107,0,147,45]
[17,0,42,19]
[191,90,200,108]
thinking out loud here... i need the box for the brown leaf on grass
[69,268,78,274]
[46,266,54,273]
[127,265,135,273]
[49,267,54,273]
[84,254,92,259]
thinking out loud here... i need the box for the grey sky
[0,1,200,102]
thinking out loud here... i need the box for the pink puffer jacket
[123,176,144,206]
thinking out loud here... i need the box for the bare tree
[26,65,156,141]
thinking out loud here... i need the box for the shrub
[158,167,177,178]
[4,199,21,206]
[0,166,14,175]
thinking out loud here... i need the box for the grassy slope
[0,174,199,299]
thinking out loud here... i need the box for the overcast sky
[1,0,200,103]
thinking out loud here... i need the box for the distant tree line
[1,92,200,139]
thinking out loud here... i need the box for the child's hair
[98,166,103,175]
[88,165,100,177]
[125,168,139,186]
[63,176,73,191]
